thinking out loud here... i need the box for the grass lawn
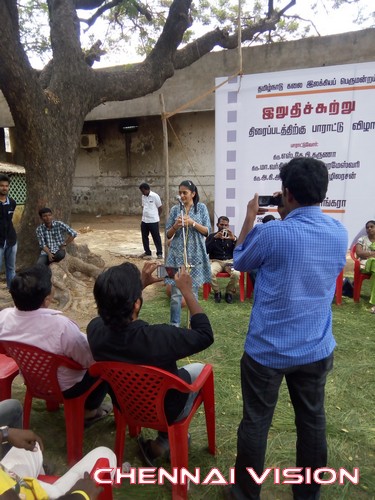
[9,280,375,499]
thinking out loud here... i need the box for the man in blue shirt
[230,158,348,500]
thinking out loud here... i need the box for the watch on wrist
[0,426,9,444]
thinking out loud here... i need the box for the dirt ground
[0,212,354,329]
[0,214,165,330]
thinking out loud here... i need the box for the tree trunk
[16,116,84,268]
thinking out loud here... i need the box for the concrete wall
[1,29,374,215]
[74,112,215,215]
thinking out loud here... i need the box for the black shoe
[214,292,222,303]
[225,293,233,304]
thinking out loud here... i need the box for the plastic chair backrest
[0,341,83,402]
[90,361,192,428]
[350,243,358,262]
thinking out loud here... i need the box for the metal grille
[9,174,26,204]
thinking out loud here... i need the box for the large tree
[0,0,367,265]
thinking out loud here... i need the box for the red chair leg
[23,390,33,428]
[335,270,343,306]
[114,409,127,466]
[239,272,245,302]
[201,372,216,455]
[203,283,210,300]
[169,426,190,500]
[64,398,85,465]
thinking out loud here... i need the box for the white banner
[215,62,375,246]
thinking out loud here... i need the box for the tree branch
[79,0,123,29]
[174,1,296,70]
[279,0,296,16]
[0,1,43,114]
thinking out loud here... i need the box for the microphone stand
[177,197,190,327]
[178,198,189,269]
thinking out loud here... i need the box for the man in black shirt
[206,216,239,304]
[87,262,214,465]
[0,175,17,288]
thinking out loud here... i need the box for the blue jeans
[0,399,23,457]
[157,363,204,446]
[170,283,199,327]
[233,352,333,500]
[0,243,17,288]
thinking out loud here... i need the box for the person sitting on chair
[0,265,111,427]
[205,216,240,303]
[87,262,214,466]
[356,219,375,313]
[0,399,116,499]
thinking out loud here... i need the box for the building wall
[73,112,215,215]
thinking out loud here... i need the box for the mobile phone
[157,265,179,278]
[258,194,282,207]
[222,229,229,238]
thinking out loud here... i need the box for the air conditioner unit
[80,134,98,148]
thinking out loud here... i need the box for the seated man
[0,399,116,499]
[87,262,214,465]
[0,265,111,426]
[36,207,77,265]
[205,216,240,303]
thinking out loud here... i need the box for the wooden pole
[159,94,169,258]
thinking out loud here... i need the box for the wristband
[71,491,90,500]
[0,426,9,444]
[192,221,196,228]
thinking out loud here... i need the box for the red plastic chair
[203,271,245,301]
[0,353,19,401]
[89,361,216,500]
[38,457,113,499]
[0,340,101,465]
[350,244,371,302]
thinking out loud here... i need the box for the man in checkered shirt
[36,207,77,265]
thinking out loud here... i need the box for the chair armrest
[189,364,213,392]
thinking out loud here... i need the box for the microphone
[176,195,183,204]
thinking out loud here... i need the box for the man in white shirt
[139,182,163,259]
[0,265,111,427]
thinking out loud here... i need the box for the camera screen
[157,266,179,278]
[258,195,282,207]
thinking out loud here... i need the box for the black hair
[365,220,375,227]
[217,216,229,224]
[10,265,52,311]
[139,182,150,190]
[279,158,328,205]
[38,207,52,217]
[262,215,276,223]
[179,180,200,213]
[93,262,143,331]
[0,174,10,184]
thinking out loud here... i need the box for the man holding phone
[206,216,239,303]
[230,158,348,500]
[87,262,214,466]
